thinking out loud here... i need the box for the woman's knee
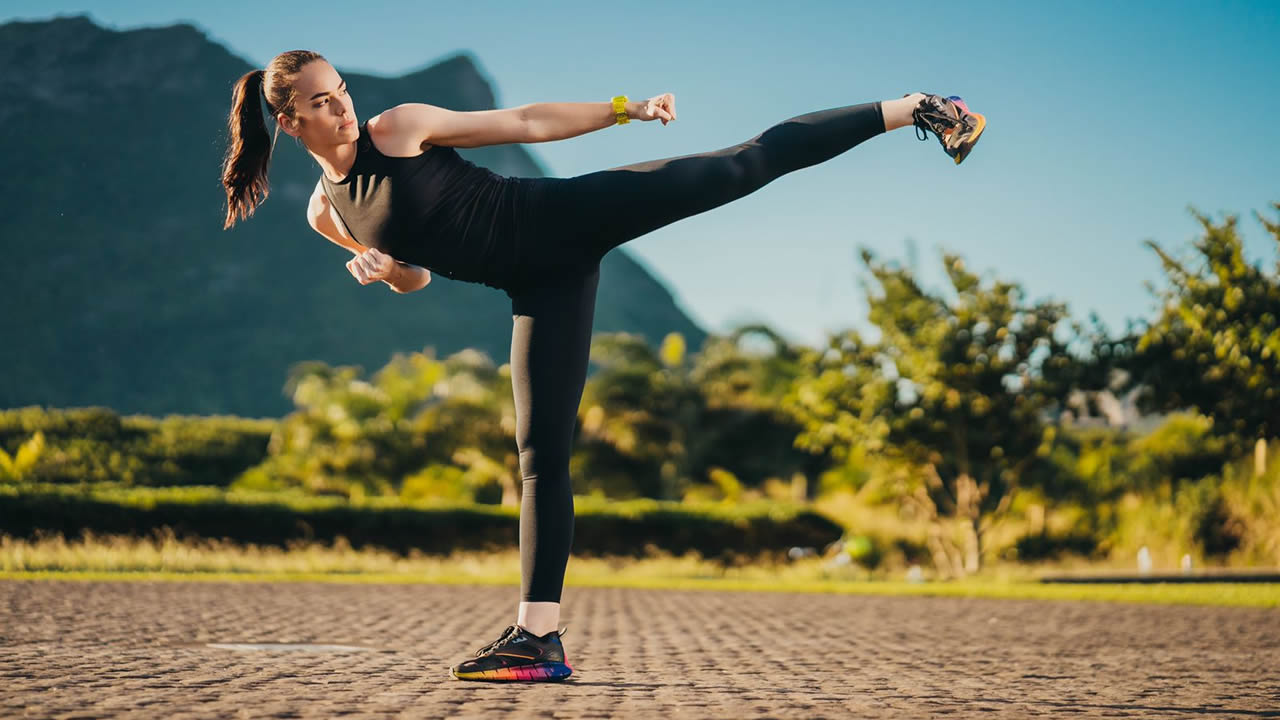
[518,445,571,484]
[721,143,777,198]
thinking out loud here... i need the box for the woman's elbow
[516,106,550,144]
[408,270,433,293]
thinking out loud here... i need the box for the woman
[220,50,985,683]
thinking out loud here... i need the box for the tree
[689,325,831,498]
[577,332,703,499]
[786,249,1080,576]
[1128,202,1280,452]
[577,327,832,501]
[243,348,521,504]
[403,349,522,505]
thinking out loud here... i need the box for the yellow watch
[612,95,629,125]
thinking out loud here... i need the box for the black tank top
[319,120,536,292]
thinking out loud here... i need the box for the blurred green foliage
[0,407,272,487]
[3,200,1278,575]
[782,248,1092,575]
[1129,202,1280,452]
[238,349,520,504]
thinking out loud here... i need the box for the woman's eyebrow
[309,80,346,101]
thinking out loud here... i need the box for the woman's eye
[312,88,344,108]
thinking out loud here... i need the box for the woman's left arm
[381,94,676,148]
[524,94,676,142]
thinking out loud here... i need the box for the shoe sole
[450,661,573,682]
[952,111,986,165]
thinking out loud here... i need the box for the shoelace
[474,624,521,657]
[912,96,962,142]
[471,623,570,657]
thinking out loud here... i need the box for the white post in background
[1256,438,1268,478]
[1137,545,1152,575]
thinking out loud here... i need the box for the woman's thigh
[537,141,772,265]
[508,263,601,459]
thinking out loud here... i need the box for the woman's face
[280,60,358,146]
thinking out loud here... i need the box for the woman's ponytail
[221,69,273,229]
[219,51,326,230]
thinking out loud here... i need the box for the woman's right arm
[381,260,432,294]
[307,190,431,293]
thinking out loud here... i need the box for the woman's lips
[341,120,354,129]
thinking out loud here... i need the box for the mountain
[0,14,706,417]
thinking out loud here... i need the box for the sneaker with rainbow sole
[449,623,573,682]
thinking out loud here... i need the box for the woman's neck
[310,138,358,182]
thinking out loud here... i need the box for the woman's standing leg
[447,264,598,681]
[507,262,601,636]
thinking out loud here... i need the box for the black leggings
[508,101,885,602]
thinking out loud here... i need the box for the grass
[2,531,1278,608]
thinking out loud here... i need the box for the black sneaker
[905,92,986,165]
[449,624,574,682]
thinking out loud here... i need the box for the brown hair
[221,50,326,230]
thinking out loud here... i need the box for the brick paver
[1,579,1278,718]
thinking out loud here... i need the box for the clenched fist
[629,93,677,126]
[347,247,397,285]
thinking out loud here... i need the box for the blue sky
[7,1,1279,348]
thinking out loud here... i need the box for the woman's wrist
[390,263,431,293]
[387,262,417,292]
[382,262,402,291]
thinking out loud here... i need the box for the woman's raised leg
[528,92,986,267]
[540,100,887,264]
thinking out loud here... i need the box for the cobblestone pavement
[2,579,1278,719]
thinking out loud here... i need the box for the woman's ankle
[517,601,561,637]
[882,93,927,132]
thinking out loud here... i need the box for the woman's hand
[346,247,397,285]
[628,93,677,126]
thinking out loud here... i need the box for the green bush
[1013,532,1098,561]
[0,484,843,563]
[0,407,273,487]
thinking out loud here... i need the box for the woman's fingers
[361,254,382,283]
[348,255,372,284]
[349,248,394,285]
[648,93,675,124]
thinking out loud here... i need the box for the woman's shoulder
[366,111,441,159]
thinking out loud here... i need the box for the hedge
[0,485,842,562]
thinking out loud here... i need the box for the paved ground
[2,579,1278,719]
